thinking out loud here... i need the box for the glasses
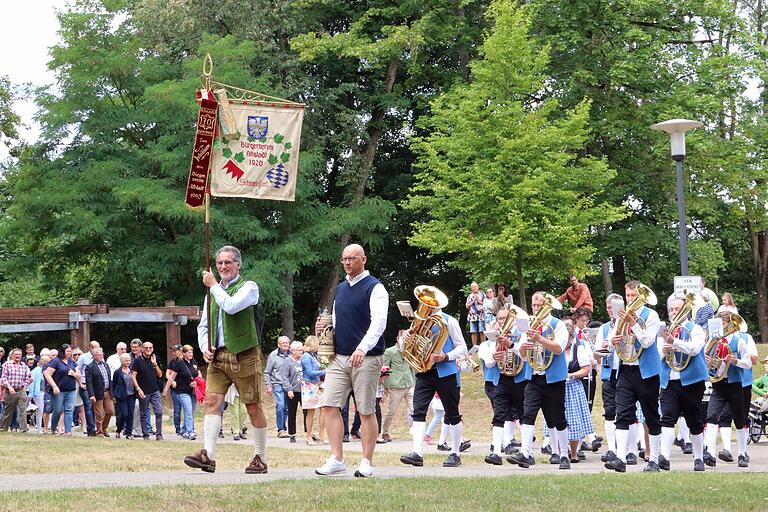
[340,256,360,263]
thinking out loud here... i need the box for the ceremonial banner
[210,101,305,202]
[185,89,218,208]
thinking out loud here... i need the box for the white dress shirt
[197,274,260,353]
[332,270,389,355]
[596,320,619,371]
[443,314,468,361]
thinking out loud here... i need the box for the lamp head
[651,119,703,158]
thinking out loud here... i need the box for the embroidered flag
[185,89,218,208]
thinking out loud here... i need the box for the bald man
[314,244,389,478]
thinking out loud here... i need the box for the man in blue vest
[314,244,389,478]
[595,293,622,463]
[507,291,571,470]
[703,311,753,468]
[184,245,267,475]
[604,280,662,473]
[658,297,707,471]
[400,303,468,468]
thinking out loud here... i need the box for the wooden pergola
[0,299,201,361]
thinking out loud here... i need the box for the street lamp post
[650,119,703,276]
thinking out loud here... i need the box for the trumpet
[705,313,747,382]
[664,291,698,372]
[525,293,562,372]
[402,285,449,373]
[496,304,528,377]
[615,283,657,363]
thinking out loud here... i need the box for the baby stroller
[748,399,767,444]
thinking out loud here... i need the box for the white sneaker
[315,456,347,476]
[354,458,374,478]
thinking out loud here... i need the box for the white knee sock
[705,423,718,454]
[556,428,570,458]
[438,421,448,445]
[615,428,629,462]
[678,416,690,443]
[649,433,660,463]
[204,415,222,460]
[720,426,732,454]
[604,420,616,453]
[450,422,463,455]
[503,420,515,446]
[411,421,426,456]
[691,432,704,460]
[251,426,267,462]
[542,435,550,449]
[492,426,504,455]
[660,427,676,460]
[736,428,747,457]
[521,423,535,458]
[628,423,640,455]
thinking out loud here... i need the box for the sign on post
[674,275,702,299]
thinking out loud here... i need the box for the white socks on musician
[521,423,535,458]
[678,417,690,443]
[720,426,732,454]
[649,433,660,463]
[438,421,448,445]
[615,428,629,463]
[628,423,640,455]
[251,426,267,462]
[705,423,718,454]
[204,414,222,460]
[691,432,704,460]
[411,421,426,456]
[736,428,747,457]
[450,423,463,455]
[492,426,504,456]
[556,428,569,458]
[660,427,676,460]
[503,420,515,446]
[604,420,616,453]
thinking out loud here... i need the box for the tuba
[496,304,528,377]
[664,291,698,372]
[704,313,747,382]
[615,283,657,363]
[402,285,450,373]
[317,307,335,365]
[525,293,562,372]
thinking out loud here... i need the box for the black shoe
[343,434,350,443]
[443,453,461,467]
[595,435,603,442]
[657,455,670,471]
[693,459,705,472]
[559,456,571,469]
[745,453,750,463]
[601,450,617,463]
[682,442,692,454]
[738,455,748,468]
[507,452,533,468]
[718,449,733,463]
[626,453,638,465]
[590,440,602,452]
[437,443,450,451]
[510,439,522,447]
[504,442,515,455]
[577,450,586,461]
[638,448,646,460]
[673,437,684,449]
[703,452,717,467]
[541,445,552,454]
[218,430,224,439]
[604,458,626,473]
[459,440,471,452]
[485,453,503,465]
[400,452,424,467]
[549,453,560,464]
[290,436,296,443]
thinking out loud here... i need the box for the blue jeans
[273,384,287,431]
[78,386,96,433]
[178,393,196,435]
[51,390,77,433]
[170,389,182,434]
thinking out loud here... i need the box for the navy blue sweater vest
[334,275,385,356]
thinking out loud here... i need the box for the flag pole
[202,54,214,355]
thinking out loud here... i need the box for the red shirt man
[557,275,593,313]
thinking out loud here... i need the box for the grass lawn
[1,473,766,511]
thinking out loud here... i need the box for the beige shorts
[319,354,383,416]
[206,346,263,405]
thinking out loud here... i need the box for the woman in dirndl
[562,318,596,462]
[301,335,326,445]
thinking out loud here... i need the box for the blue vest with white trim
[537,317,567,384]
[659,320,707,389]
[599,321,616,381]
[507,327,532,384]
[726,332,746,385]
[626,306,661,379]
[434,313,458,379]
[482,345,501,386]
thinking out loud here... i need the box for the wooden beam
[0,304,108,322]
[89,313,176,323]
[0,323,74,334]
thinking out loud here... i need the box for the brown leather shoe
[382,433,392,442]
[184,449,216,473]
[245,455,268,474]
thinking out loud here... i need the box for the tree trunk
[597,226,613,296]
[748,220,768,343]
[515,252,527,312]
[612,255,626,292]
[280,272,294,340]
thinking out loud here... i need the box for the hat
[172,344,183,350]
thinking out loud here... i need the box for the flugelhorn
[664,291,698,372]
[402,285,449,373]
[525,293,562,372]
[615,283,657,363]
[496,304,528,376]
[705,313,747,382]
